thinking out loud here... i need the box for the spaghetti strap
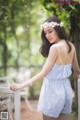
[56,46,63,64]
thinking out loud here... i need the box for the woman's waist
[43,77,71,88]
[45,76,70,82]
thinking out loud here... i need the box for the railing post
[14,90,20,120]
[78,78,80,120]
[0,87,20,120]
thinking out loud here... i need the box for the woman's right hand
[10,80,32,91]
[10,83,23,91]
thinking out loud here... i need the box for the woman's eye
[49,31,52,33]
[44,30,52,35]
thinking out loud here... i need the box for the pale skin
[10,27,80,120]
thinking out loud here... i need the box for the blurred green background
[0,0,80,113]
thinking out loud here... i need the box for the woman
[10,16,80,120]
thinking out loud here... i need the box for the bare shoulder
[50,44,58,51]
[49,44,58,55]
[69,41,74,47]
[69,42,76,52]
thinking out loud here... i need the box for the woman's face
[44,27,60,43]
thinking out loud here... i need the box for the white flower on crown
[40,21,64,30]
[60,22,64,27]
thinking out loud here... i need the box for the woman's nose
[46,33,50,39]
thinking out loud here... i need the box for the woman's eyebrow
[44,29,53,33]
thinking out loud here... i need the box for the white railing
[78,77,80,120]
[0,87,20,120]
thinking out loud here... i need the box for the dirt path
[21,100,42,120]
[21,100,77,120]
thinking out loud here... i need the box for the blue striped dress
[38,63,73,118]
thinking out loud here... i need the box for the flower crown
[40,21,64,30]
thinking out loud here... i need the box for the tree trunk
[2,24,7,75]
[70,15,80,113]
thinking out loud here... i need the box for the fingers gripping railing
[0,87,20,120]
[78,77,80,120]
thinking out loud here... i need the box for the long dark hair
[40,16,71,58]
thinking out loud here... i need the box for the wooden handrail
[0,87,20,120]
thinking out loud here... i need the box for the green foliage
[0,1,46,76]
[29,67,43,98]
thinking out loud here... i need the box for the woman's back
[54,40,75,65]
[45,41,73,80]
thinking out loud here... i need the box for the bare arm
[10,45,58,91]
[72,47,80,78]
